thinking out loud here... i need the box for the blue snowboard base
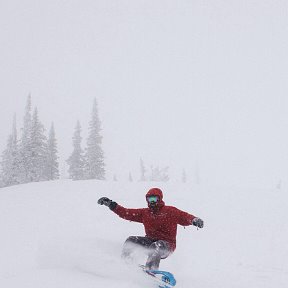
[140,265,177,288]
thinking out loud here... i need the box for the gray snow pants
[121,236,172,270]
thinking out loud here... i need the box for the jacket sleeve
[173,207,196,226]
[112,204,144,223]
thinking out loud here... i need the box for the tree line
[0,96,105,188]
[0,96,190,188]
[0,95,59,186]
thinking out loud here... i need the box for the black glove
[97,197,117,210]
[192,217,204,228]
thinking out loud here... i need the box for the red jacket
[112,188,196,251]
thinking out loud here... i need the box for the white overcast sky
[0,0,288,186]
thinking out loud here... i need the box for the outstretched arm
[97,197,144,223]
[174,207,204,228]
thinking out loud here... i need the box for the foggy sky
[1,0,288,187]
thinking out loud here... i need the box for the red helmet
[146,188,165,209]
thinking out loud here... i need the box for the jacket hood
[146,188,165,210]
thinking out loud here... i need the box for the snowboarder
[98,187,204,270]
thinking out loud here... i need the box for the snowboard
[140,265,177,288]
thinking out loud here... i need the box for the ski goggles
[146,195,159,203]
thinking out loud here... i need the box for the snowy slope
[0,180,287,288]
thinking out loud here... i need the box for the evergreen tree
[45,123,59,180]
[84,98,105,180]
[139,158,146,181]
[18,95,33,183]
[182,169,187,183]
[0,174,4,188]
[1,115,20,186]
[67,121,85,180]
[29,108,48,182]
[276,179,282,190]
[150,165,169,182]
[129,172,133,182]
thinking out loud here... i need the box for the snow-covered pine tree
[29,108,48,182]
[0,174,4,188]
[67,121,85,180]
[129,172,133,182]
[182,169,187,183]
[150,165,170,182]
[45,123,59,180]
[160,167,170,182]
[1,115,20,187]
[18,95,33,183]
[276,179,282,190]
[1,135,18,186]
[84,98,105,180]
[139,158,146,181]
